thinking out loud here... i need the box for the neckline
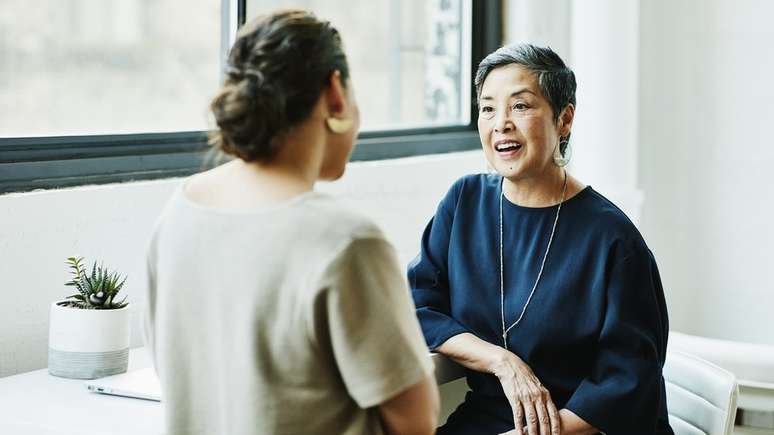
[499,179,592,211]
[177,180,321,216]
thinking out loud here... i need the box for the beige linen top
[144,187,433,435]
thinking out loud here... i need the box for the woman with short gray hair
[409,43,673,435]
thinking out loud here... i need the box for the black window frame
[0,0,501,194]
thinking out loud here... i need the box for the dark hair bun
[210,72,285,162]
[209,9,349,162]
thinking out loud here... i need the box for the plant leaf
[113,275,127,295]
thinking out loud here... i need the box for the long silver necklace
[500,170,567,350]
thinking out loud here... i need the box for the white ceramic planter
[48,301,131,379]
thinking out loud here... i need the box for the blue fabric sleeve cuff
[425,322,469,351]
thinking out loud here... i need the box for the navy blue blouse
[409,174,673,435]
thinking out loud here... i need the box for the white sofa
[669,332,774,412]
[669,331,774,432]
[664,350,739,435]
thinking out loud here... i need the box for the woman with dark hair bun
[144,10,438,435]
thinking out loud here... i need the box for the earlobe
[326,117,353,134]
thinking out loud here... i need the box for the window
[0,0,500,193]
[247,0,471,131]
[0,0,220,137]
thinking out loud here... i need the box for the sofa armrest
[431,352,466,385]
[669,331,774,411]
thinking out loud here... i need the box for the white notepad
[84,367,162,401]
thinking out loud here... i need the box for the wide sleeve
[312,236,434,409]
[563,247,670,435]
[408,180,470,350]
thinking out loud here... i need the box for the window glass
[0,0,220,137]
[246,0,471,131]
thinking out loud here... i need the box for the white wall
[0,180,178,377]
[504,0,572,61]
[0,151,488,378]
[638,0,774,344]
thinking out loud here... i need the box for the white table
[0,348,163,435]
[0,348,463,435]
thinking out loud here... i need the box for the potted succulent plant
[48,256,131,379]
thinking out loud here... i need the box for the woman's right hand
[492,349,561,435]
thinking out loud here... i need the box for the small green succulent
[60,256,128,309]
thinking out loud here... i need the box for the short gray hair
[475,43,576,155]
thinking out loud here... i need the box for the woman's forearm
[559,409,598,435]
[435,332,506,375]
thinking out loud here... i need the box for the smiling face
[478,63,569,184]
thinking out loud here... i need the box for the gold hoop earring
[325,117,353,134]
